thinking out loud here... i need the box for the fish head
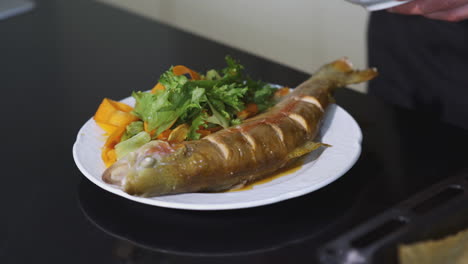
[102,140,183,196]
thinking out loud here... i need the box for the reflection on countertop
[77,173,361,262]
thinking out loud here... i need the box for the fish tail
[315,57,378,86]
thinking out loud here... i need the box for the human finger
[389,0,468,15]
[424,3,468,21]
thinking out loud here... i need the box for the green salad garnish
[130,56,278,140]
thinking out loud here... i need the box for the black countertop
[2,1,468,263]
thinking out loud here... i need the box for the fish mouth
[102,161,129,187]
[101,140,176,193]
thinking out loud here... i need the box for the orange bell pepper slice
[94,98,138,132]
[94,98,140,166]
[101,126,126,167]
[172,65,201,80]
[274,87,290,98]
[94,98,133,123]
[107,110,139,128]
[94,98,134,122]
[96,122,119,135]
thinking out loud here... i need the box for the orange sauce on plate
[228,159,303,192]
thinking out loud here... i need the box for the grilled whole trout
[103,58,378,197]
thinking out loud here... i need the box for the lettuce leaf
[120,121,144,142]
[244,78,276,111]
[131,56,277,140]
[188,112,208,140]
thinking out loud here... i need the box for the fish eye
[140,156,156,168]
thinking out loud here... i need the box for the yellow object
[96,122,118,135]
[399,228,468,264]
[172,65,201,80]
[150,82,165,93]
[107,110,138,127]
[101,127,126,167]
[94,98,133,123]
[274,87,290,98]
[94,98,139,166]
[167,124,189,143]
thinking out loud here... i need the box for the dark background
[2,1,467,263]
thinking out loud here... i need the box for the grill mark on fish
[204,136,230,159]
[269,123,285,143]
[288,113,309,132]
[299,96,324,112]
[235,128,258,164]
[241,131,257,151]
[263,98,302,119]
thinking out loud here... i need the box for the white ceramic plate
[73,95,362,210]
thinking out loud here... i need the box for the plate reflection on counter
[77,171,361,258]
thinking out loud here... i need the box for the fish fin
[287,141,331,160]
[316,57,378,86]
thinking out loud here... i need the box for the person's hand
[389,0,468,22]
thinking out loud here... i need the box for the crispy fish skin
[103,58,378,197]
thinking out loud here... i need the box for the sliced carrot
[106,149,117,165]
[96,121,118,135]
[107,110,139,128]
[111,100,134,112]
[206,126,223,133]
[94,98,139,166]
[274,87,290,98]
[156,129,172,141]
[246,103,258,114]
[99,64,202,166]
[94,98,134,123]
[94,98,117,123]
[172,65,201,80]
[237,103,258,120]
[196,129,211,138]
[102,127,125,167]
